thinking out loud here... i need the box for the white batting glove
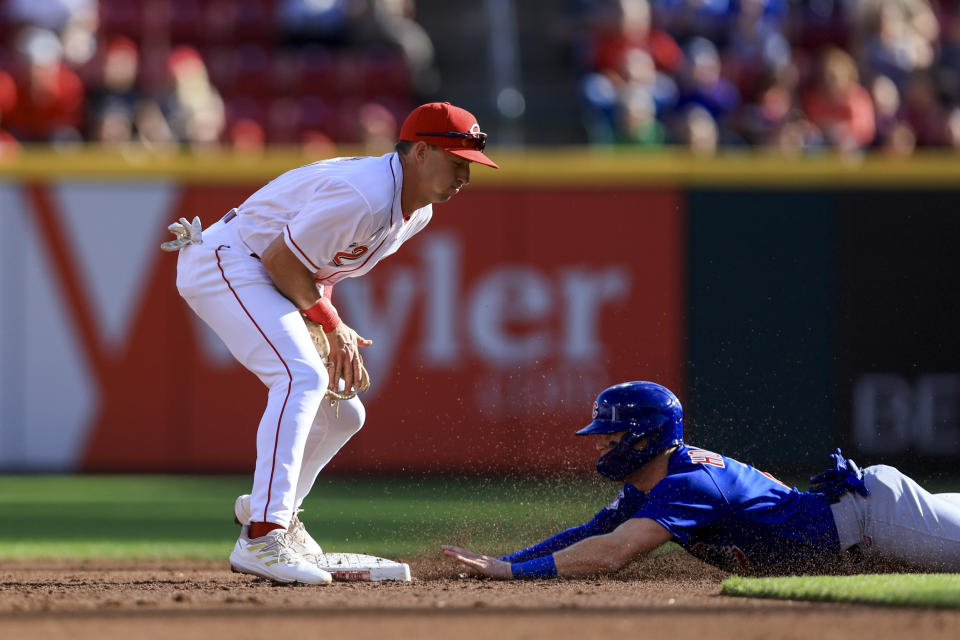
[160,216,203,252]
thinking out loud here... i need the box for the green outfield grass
[0,474,614,560]
[722,574,960,608]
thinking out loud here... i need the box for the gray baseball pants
[830,465,960,571]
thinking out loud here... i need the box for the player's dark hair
[395,140,442,156]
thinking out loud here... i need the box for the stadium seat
[358,52,411,102]
[227,95,268,130]
[138,43,171,94]
[234,0,278,43]
[202,0,238,45]
[170,0,204,43]
[298,96,335,135]
[203,46,237,93]
[267,96,303,144]
[296,46,340,96]
[331,53,364,100]
[99,0,144,38]
[142,0,173,38]
[270,48,302,96]
[232,44,272,96]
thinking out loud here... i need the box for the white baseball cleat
[287,510,324,555]
[234,494,324,554]
[229,525,332,585]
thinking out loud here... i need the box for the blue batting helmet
[576,381,684,479]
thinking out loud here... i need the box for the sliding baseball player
[445,381,960,579]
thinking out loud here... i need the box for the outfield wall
[686,189,960,473]
[1,149,958,474]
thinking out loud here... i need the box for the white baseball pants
[830,464,960,571]
[176,216,365,527]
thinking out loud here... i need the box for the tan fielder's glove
[303,317,371,402]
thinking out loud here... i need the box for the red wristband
[301,297,341,331]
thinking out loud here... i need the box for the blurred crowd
[3,0,960,157]
[0,0,437,157]
[574,0,960,155]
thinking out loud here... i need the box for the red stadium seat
[99,0,144,38]
[202,0,238,45]
[329,100,368,143]
[142,0,172,38]
[298,96,335,134]
[270,48,302,97]
[0,48,14,76]
[226,95,268,128]
[232,44,272,96]
[17,0,420,147]
[332,53,364,100]
[170,0,204,43]
[230,117,266,151]
[267,96,303,144]
[358,52,411,102]
[203,46,237,93]
[296,46,340,96]
[234,0,278,43]
[138,43,171,93]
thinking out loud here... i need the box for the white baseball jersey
[175,151,432,532]
[236,152,432,286]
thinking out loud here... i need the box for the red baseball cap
[399,102,498,169]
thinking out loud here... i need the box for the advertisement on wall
[0,181,686,473]
[835,194,960,471]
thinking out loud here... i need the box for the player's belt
[221,208,259,259]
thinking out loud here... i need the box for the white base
[316,552,412,582]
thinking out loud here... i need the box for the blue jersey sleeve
[499,483,647,563]
[634,470,726,544]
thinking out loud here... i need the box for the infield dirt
[2,553,958,640]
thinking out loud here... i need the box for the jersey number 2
[332,245,369,266]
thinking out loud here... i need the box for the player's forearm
[499,523,595,563]
[268,267,322,310]
[506,537,626,580]
[552,534,633,577]
[541,519,671,579]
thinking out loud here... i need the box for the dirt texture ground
[2,553,958,640]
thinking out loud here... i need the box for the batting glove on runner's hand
[160,216,203,251]
[809,448,870,503]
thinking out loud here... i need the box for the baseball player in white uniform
[167,102,498,584]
